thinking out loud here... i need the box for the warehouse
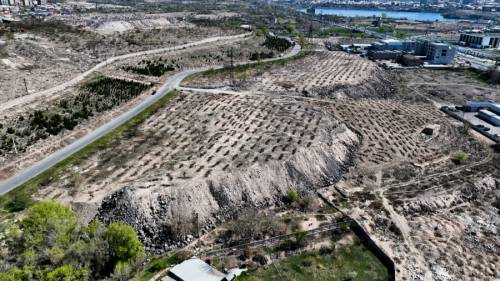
[464,100,497,112]
[490,103,500,115]
[478,109,500,126]
[459,33,500,49]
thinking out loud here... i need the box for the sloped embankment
[97,126,359,250]
[38,92,359,251]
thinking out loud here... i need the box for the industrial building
[366,39,455,65]
[163,257,235,281]
[367,50,402,60]
[464,100,500,114]
[459,33,500,49]
[414,40,456,64]
[427,42,456,64]
[463,101,500,127]
[370,39,404,51]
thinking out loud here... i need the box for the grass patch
[139,255,176,281]
[139,250,192,281]
[318,27,370,38]
[238,239,388,281]
[464,69,487,83]
[463,68,500,85]
[0,90,180,213]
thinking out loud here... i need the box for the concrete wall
[350,220,396,281]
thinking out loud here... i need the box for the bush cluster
[249,51,275,61]
[0,200,144,281]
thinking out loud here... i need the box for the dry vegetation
[0,19,240,102]
[0,35,273,180]
[397,68,500,104]
[186,50,394,99]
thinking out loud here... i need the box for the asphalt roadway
[0,40,301,196]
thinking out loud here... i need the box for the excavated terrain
[185,50,395,99]
[37,91,359,250]
[185,43,500,281]
[12,36,499,279]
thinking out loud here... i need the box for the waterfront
[302,7,463,21]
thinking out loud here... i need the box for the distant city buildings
[0,0,46,8]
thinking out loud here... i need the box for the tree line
[0,76,150,157]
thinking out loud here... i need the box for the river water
[301,7,463,22]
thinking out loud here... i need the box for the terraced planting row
[38,91,344,201]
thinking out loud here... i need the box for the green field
[237,242,388,281]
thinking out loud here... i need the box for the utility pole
[229,47,235,86]
[23,78,28,95]
[11,137,17,154]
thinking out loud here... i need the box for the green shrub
[287,190,299,203]
[123,60,176,76]
[4,192,33,212]
[452,151,468,164]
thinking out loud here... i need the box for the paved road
[0,41,301,196]
[0,32,252,112]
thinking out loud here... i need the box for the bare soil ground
[36,90,358,250]
[397,68,500,105]
[185,50,394,99]
[0,35,270,179]
[5,34,498,280]
[185,42,500,281]
[0,21,239,102]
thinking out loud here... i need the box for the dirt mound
[37,92,359,250]
[97,137,357,250]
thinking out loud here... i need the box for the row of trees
[0,200,144,281]
[122,59,176,76]
[0,76,150,156]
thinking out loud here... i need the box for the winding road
[0,32,252,112]
[0,36,301,196]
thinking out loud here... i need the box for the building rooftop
[461,32,500,37]
[479,109,498,117]
[430,42,449,47]
[165,257,230,281]
[381,39,402,44]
